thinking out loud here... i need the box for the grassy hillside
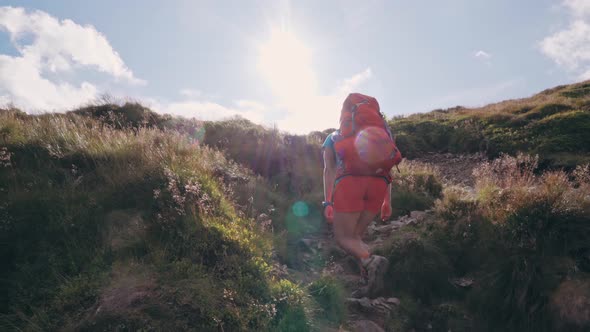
[379,155,590,331]
[390,80,590,168]
[1,80,589,331]
[0,109,312,331]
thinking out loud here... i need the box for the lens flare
[292,201,310,217]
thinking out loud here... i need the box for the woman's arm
[381,182,392,221]
[384,182,391,205]
[323,147,336,203]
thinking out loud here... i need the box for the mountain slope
[1,80,589,332]
[390,80,590,168]
[0,110,310,331]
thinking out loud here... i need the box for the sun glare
[258,28,317,104]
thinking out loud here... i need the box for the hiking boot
[362,255,389,297]
[350,263,369,298]
[359,266,368,286]
[351,285,369,298]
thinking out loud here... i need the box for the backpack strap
[347,100,369,137]
[383,117,394,139]
[321,131,340,172]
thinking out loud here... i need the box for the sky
[0,0,589,134]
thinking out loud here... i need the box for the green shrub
[271,279,310,331]
[524,103,573,120]
[473,251,573,332]
[434,186,478,222]
[390,118,458,155]
[308,276,346,324]
[390,161,443,217]
[532,110,590,154]
[72,102,170,130]
[433,187,494,274]
[469,155,590,331]
[383,231,453,303]
[410,154,590,331]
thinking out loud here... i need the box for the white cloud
[147,91,268,126]
[234,99,267,113]
[179,88,202,99]
[541,20,590,70]
[564,0,590,18]
[167,69,373,134]
[0,6,373,135]
[148,94,268,124]
[474,50,492,59]
[580,68,590,80]
[0,94,11,105]
[540,1,590,80]
[474,50,492,66]
[0,6,143,111]
[161,101,265,123]
[336,68,373,94]
[0,54,98,110]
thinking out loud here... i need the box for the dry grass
[472,153,590,224]
[388,160,444,216]
[389,80,590,167]
[0,110,314,331]
[426,152,590,331]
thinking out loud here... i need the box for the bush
[407,154,590,331]
[383,231,453,303]
[72,102,170,130]
[390,161,443,217]
[473,252,573,332]
[468,154,590,331]
[308,276,346,324]
[550,278,590,331]
[435,186,478,222]
[433,187,494,274]
[474,153,539,222]
[523,103,573,120]
[532,110,590,153]
[271,279,311,331]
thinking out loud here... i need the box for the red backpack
[332,93,402,182]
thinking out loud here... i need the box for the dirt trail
[285,153,487,332]
[414,152,486,187]
[291,153,484,331]
[293,211,435,331]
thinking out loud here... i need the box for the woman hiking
[322,93,402,297]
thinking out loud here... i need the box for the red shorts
[332,176,388,214]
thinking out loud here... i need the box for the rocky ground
[414,152,487,187]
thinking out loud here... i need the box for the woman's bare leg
[332,211,369,259]
[354,210,378,255]
[355,210,377,239]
